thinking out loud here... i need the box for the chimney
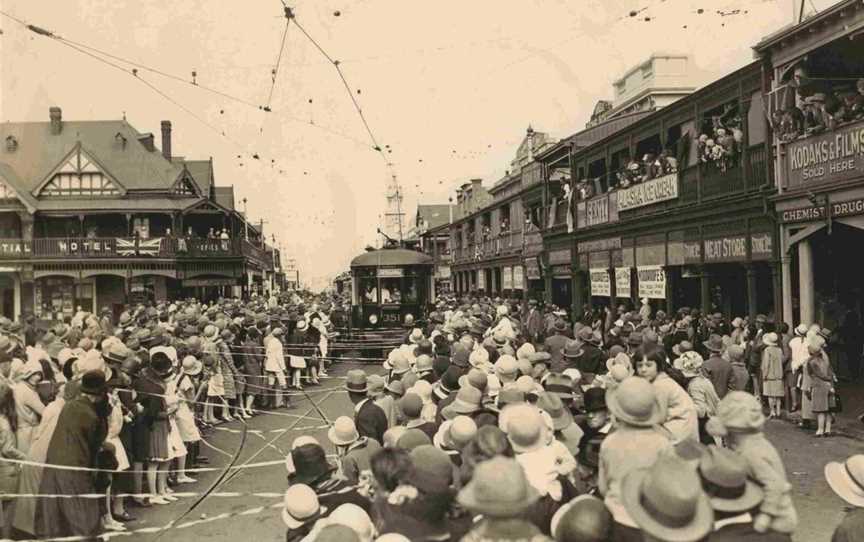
[160,120,172,160]
[471,178,482,191]
[49,107,62,135]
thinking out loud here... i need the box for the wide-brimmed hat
[442,385,483,419]
[543,373,573,401]
[344,369,368,394]
[762,332,779,346]
[79,370,107,396]
[409,445,455,494]
[328,416,360,447]
[794,324,808,337]
[399,392,424,419]
[181,355,203,376]
[434,416,478,451]
[409,328,424,344]
[150,352,173,377]
[385,379,405,397]
[702,334,724,353]
[825,455,864,507]
[563,341,583,358]
[494,355,518,377]
[537,392,573,431]
[503,403,546,453]
[698,447,763,513]
[552,319,568,333]
[414,354,434,375]
[366,374,386,396]
[288,443,336,485]
[282,484,326,529]
[457,456,540,517]
[621,456,714,542]
[606,377,664,427]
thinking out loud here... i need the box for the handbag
[829,390,843,413]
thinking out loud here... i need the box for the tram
[348,246,436,331]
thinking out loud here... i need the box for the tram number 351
[381,313,401,324]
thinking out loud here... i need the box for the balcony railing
[0,236,256,259]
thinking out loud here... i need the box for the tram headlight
[368,314,378,325]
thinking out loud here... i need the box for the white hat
[825,455,864,507]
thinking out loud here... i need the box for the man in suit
[345,369,387,446]
[703,334,734,399]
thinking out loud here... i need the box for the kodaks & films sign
[786,120,864,189]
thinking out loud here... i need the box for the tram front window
[361,279,378,304]
[380,278,401,304]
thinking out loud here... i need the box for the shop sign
[615,267,631,298]
[502,267,513,290]
[0,241,30,257]
[513,265,524,289]
[182,278,237,287]
[683,241,702,264]
[552,264,571,277]
[578,237,621,253]
[637,265,666,300]
[377,268,404,278]
[589,268,611,297]
[785,119,864,190]
[780,197,864,224]
[577,193,619,228]
[617,173,679,211]
[751,233,773,260]
[548,248,571,265]
[525,259,541,280]
[704,236,747,263]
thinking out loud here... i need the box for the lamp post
[242,197,248,240]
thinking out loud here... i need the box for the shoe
[176,475,197,484]
[113,511,136,523]
[814,432,824,438]
[319,369,328,377]
[130,498,151,508]
[102,518,126,532]
[161,494,179,502]
[149,496,170,505]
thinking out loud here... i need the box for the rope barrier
[0,456,285,474]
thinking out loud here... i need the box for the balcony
[0,237,257,260]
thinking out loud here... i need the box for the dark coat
[37,396,107,538]
[577,344,605,375]
[355,399,388,446]
[704,354,735,399]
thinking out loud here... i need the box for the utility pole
[242,197,249,240]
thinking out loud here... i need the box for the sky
[0,0,837,290]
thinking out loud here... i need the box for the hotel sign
[617,173,679,211]
[786,120,864,189]
[0,241,31,258]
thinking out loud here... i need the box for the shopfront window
[35,277,94,321]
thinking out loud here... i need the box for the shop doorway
[810,223,864,329]
[552,277,571,312]
[708,264,748,318]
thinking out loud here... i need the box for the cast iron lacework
[40,147,121,197]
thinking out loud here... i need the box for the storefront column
[543,272,552,304]
[700,267,711,315]
[772,262,782,325]
[665,268,674,314]
[745,265,758,321]
[572,271,584,318]
[781,254,793,326]
[798,239,815,325]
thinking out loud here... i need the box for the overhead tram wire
[266,17,292,109]
[0,9,381,155]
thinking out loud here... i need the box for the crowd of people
[0,292,862,541]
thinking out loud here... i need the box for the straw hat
[327,416,360,447]
[344,369,368,394]
[441,385,483,419]
[676,351,705,378]
[762,332,779,346]
[457,457,540,517]
[281,484,326,529]
[825,455,864,507]
[409,328,424,344]
[703,334,724,353]
[181,355,203,376]
[621,455,714,542]
[434,415,477,451]
[503,404,546,454]
[606,377,664,427]
[536,392,573,431]
[698,447,764,513]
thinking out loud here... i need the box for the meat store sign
[786,120,864,189]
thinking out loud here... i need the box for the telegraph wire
[266,18,292,109]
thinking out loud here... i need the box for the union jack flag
[116,237,163,257]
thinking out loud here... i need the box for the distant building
[587,53,701,128]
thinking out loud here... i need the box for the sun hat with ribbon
[181,355,203,376]
[536,392,573,431]
[676,351,705,378]
[434,415,478,451]
[698,446,764,513]
[344,369,368,394]
[621,455,714,542]
[282,484,326,529]
[825,454,864,507]
[457,456,540,517]
[328,416,360,447]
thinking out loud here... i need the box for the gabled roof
[185,159,213,196]
[416,204,452,231]
[0,119,183,197]
[213,186,235,210]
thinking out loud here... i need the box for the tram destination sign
[786,120,864,189]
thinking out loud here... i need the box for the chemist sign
[637,265,666,300]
